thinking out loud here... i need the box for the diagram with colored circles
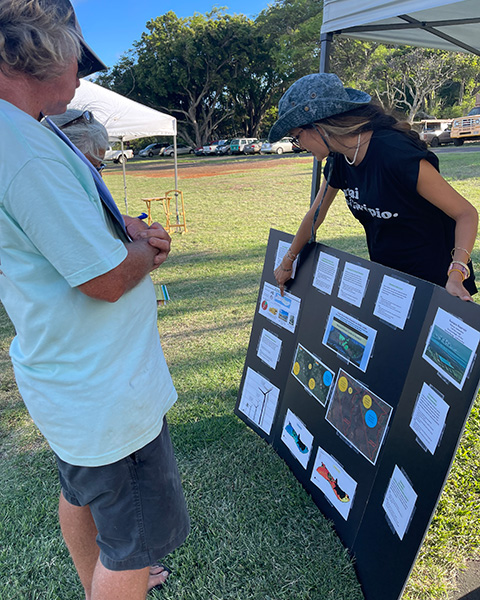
[291,344,335,406]
[325,369,393,465]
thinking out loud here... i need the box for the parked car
[194,146,205,156]
[230,137,258,154]
[432,126,453,147]
[243,140,265,154]
[261,137,295,154]
[104,146,134,164]
[163,143,194,157]
[203,139,227,155]
[419,119,453,147]
[138,143,167,157]
[215,140,231,155]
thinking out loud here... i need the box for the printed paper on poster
[238,368,280,435]
[313,251,340,295]
[257,329,282,370]
[373,275,416,330]
[291,344,335,406]
[422,307,480,390]
[382,465,417,541]
[338,262,370,308]
[281,408,313,469]
[259,282,301,334]
[325,369,393,465]
[311,446,357,520]
[409,383,449,455]
[275,240,298,279]
[322,307,377,372]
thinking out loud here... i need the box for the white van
[230,138,257,154]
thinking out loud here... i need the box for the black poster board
[235,229,480,600]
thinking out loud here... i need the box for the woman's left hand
[446,275,473,302]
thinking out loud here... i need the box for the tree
[256,0,323,86]
[226,0,324,137]
[379,48,461,121]
[136,10,259,146]
[226,24,283,138]
[98,1,325,142]
[330,39,480,122]
[98,10,257,146]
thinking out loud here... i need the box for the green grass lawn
[1,152,480,599]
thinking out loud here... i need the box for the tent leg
[310,32,334,206]
[121,138,128,214]
[320,32,333,74]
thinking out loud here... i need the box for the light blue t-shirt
[0,100,177,466]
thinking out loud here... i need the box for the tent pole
[310,32,333,206]
[121,137,128,214]
[319,31,333,73]
[173,137,179,223]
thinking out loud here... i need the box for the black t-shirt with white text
[325,129,476,294]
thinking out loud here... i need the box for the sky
[72,0,272,70]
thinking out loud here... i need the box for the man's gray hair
[46,109,109,162]
[0,0,82,80]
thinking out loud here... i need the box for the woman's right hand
[274,262,293,296]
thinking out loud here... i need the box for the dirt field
[121,155,313,179]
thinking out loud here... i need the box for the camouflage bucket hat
[269,73,371,142]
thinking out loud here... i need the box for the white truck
[450,93,480,146]
[104,146,134,164]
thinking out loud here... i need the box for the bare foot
[148,563,171,592]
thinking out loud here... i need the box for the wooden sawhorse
[141,189,187,233]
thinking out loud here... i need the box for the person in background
[46,108,109,172]
[272,73,477,301]
[0,1,189,599]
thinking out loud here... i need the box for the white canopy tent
[320,0,480,71]
[68,79,178,213]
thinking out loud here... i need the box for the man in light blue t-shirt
[0,1,189,598]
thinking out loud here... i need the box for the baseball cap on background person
[268,73,371,143]
[44,0,107,77]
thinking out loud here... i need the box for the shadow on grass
[163,414,364,600]
[161,234,368,292]
[0,414,364,600]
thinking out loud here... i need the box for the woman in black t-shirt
[271,73,477,301]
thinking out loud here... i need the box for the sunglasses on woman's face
[60,110,93,130]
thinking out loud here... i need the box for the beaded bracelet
[280,266,292,272]
[285,249,297,262]
[451,260,471,279]
[448,262,469,281]
[450,261,470,278]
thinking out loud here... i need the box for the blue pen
[137,212,148,220]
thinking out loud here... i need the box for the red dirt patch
[119,156,313,179]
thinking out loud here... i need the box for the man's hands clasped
[124,217,172,271]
